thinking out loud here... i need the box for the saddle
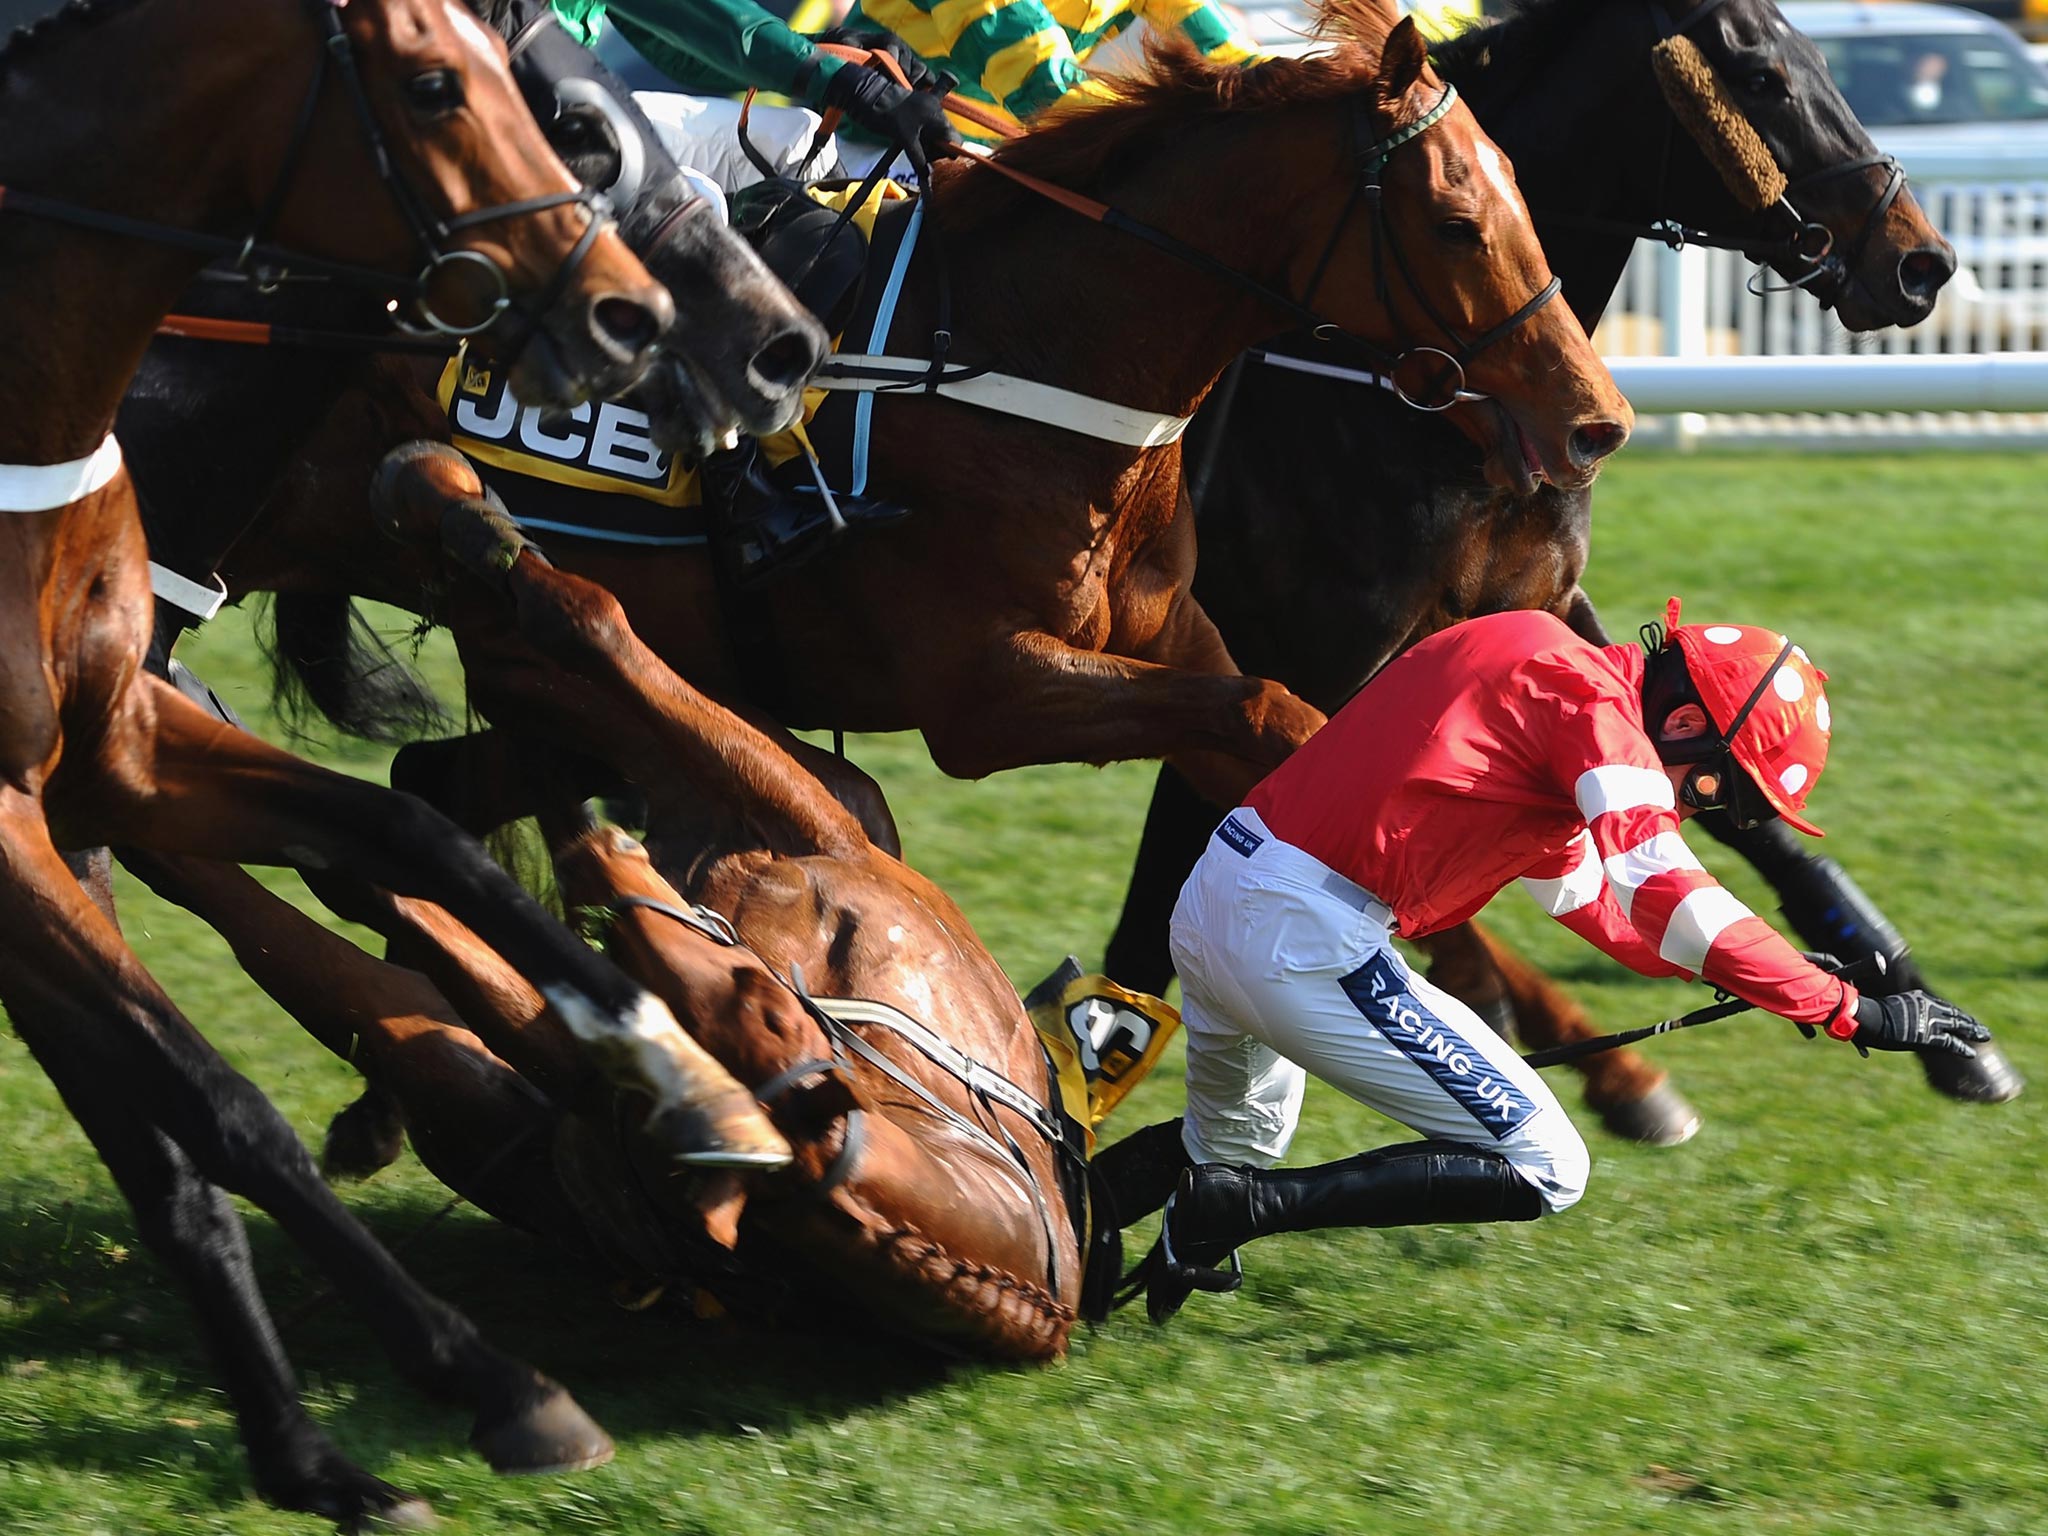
[436,180,919,570]
[730,176,876,337]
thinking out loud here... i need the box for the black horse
[1101,0,2021,1137]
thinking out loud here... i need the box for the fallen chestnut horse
[133,440,1090,1360]
[0,0,780,1522]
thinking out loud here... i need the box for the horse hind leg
[96,674,788,1171]
[1417,920,1703,1147]
[15,997,432,1527]
[0,797,606,1500]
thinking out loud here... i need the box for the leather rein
[0,0,612,338]
[956,78,1561,412]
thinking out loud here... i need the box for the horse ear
[1374,15,1430,103]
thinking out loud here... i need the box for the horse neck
[0,0,317,463]
[1440,8,1686,324]
[926,107,1352,422]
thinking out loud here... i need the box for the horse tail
[263,592,450,745]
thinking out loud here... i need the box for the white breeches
[1168,808,1590,1213]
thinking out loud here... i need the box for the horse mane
[936,0,1402,234]
[0,0,152,73]
[1429,0,1606,88]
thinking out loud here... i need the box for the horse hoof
[1921,1038,2026,1104]
[358,1495,440,1531]
[1593,1082,1701,1146]
[321,1091,406,1183]
[263,1456,436,1533]
[472,1387,616,1477]
[646,1089,794,1170]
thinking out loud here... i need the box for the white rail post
[1657,241,1710,451]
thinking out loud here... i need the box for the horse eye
[1436,217,1483,248]
[1742,68,1784,97]
[405,69,465,117]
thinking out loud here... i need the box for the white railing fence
[1592,178,2048,446]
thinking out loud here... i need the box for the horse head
[1304,0,1634,492]
[497,1,827,454]
[284,0,674,405]
[1648,0,1954,327]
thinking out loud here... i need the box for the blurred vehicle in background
[1784,3,2048,176]
[1939,0,2048,46]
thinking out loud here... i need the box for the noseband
[1607,0,1909,305]
[0,0,612,338]
[1299,83,1562,410]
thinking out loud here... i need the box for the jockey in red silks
[1146,600,1987,1323]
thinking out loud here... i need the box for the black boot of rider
[1147,1140,1545,1325]
[1080,1117,1194,1321]
[700,437,910,589]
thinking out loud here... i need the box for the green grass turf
[2,451,2044,1534]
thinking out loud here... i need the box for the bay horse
[1098,0,2015,1153]
[126,0,1627,824]
[0,0,787,1522]
[84,0,1628,1365]
[128,441,1092,1360]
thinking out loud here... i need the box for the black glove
[1847,990,1992,1059]
[813,27,937,90]
[818,59,960,184]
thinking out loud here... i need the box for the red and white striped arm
[1568,762,1855,1028]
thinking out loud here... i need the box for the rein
[0,0,608,338]
[955,79,1559,412]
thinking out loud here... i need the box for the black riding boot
[1080,1118,1194,1321]
[1147,1140,1545,1324]
[700,437,910,589]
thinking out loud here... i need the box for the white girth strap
[150,563,229,623]
[813,354,1193,449]
[0,435,124,513]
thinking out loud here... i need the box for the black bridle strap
[961,79,1558,399]
[0,0,601,319]
[1533,0,1901,286]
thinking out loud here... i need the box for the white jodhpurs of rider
[1168,807,1590,1213]
[633,91,845,195]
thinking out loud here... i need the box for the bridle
[964,76,1561,413]
[1297,82,1562,411]
[1550,0,1907,306]
[0,0,613,338]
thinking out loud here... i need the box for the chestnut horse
[131,442,1091,1361]
[1101,0,2016,1153]
[122,2,1626,837]
[0,0,785,1522]
[93,0,1626,1361]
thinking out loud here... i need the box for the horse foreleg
[0,793,608,1492]
[90,676,784,1170]
[1414,920,1702,1147]
[1102,764,1216,993]
[117,849,579,1214]
[918,629,1323,789]
[1696,813,2023,1104]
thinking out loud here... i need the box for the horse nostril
[749,326,823,393]
[1898,246,1955,303]
[592,295,664,356]
[1569,419,1629,469]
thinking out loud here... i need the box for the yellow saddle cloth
[436,179,912,543]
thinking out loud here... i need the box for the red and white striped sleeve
[1520,830,1687,979]
[1533,698,1858,1030]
